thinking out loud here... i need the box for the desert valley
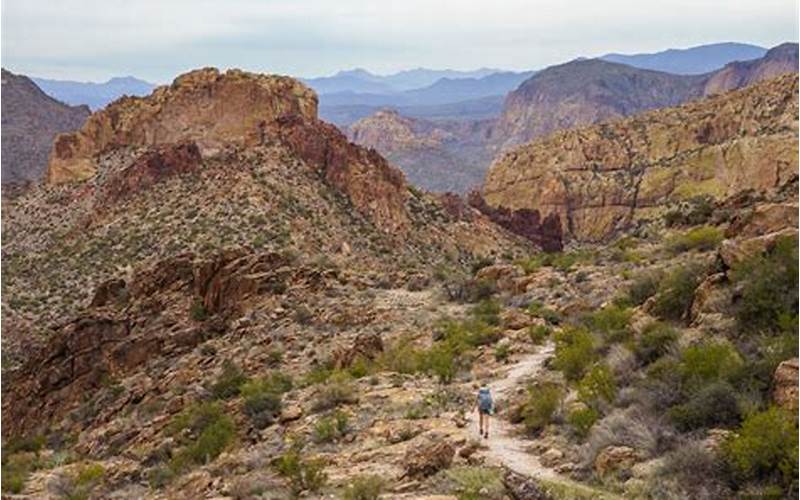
[1,17,799,500]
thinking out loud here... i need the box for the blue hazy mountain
[32,75,156,110]
[600,42,768,75]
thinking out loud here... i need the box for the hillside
[484,74,798,242]
[601,42,767,74]
[703,42,799,95]
[1,69,90,184]
[347,109,494,192]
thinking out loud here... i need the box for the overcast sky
[2,0,797,82]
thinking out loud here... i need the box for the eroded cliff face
[46,68,410,232]
[483,74,799,242]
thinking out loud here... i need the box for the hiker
[476,385,494,438]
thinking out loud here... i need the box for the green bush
[312,373,358,412]
[577,364,616,407]
[446,466,505,500]
[678,341,743,393]
[240,375,290,429]
[470,299,501,326]
[731,235,798,334]
[528,324,551,344]
[520,383,563,434]
[663,195,715,227]
[312,410,349,443]
[666,226,723,254]
[190,299,209,321]
[1,452,39,494]
[273,441,328,495]
[210,360,248,400]
[376,338,424,374]
[567,406,599,439]
[527,301,561,325]
[553,326,597,381]
[668,381,740,431]
[724,407,798,489]
[583,305,633,344]
[342,474,384,500]
[494,343,511,363]
[624,269,664,306]
[651,263,706,321]
[634,322,678,364]
[168,402,235,472]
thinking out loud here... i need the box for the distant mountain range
[302,67,502,94]
[600,42,768,74]
[32,75,155,110]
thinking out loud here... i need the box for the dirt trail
[471,341,620,498]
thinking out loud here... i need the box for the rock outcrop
[46,68,410,233]
[402,439,455,478]
[483,74,799,242]
[772,358,799,411]
[1,68,90,184]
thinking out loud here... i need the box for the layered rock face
[483,74,799,242]
[1,69,90,184]
[704,42,798,95]
[347,108,494,193]
[46,68,409,232]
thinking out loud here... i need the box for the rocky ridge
[483,74,799,242]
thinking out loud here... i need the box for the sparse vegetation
[568,406,599,439]
[210,360,249,399]
[341,474,384,500]
[518,382,564,434]
[312,410,349,443]
[167,402,236,473]
[634,321,678,364]
[666,225,723,254]
[553,326,597,381]
[651,262,706,321]
[273,440,328,495]
[582,305,632,344]
[445,466,505,500]
[312,372,358,411]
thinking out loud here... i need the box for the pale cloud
[1,0,797,82]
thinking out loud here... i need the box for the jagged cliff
[483,74,799,242]
[704,42,798,95]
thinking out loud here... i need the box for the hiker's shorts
[479,406,492,415]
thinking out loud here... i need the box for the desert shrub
[210,360,248,400]
[312,410,349,443]
[723,407,798,490]
[341,474,384,500]
[494,343,511,363]
[553,326,597,381]
[520,382,563,434]
[577,364,616,407]
[445,466,505,500]
[168,402,235,472]
[663,195,715,227]
[643,440,731,499]
[273,441,327,495]
[623,269,664,306]
[638,357,684,411]
[651,263,706,321]
[678,341,743,393]
[666,226,723,254]
[668,381,740,431]
[240,374,291,429]
[470,256,494,274]
[312,373,358,412]
[528,324,551,344]
[470,299,501,326]
[190,299,209,321]
[445,277,496,303]
[582,305,633,344]
[376,338,424,374]
[568,406,599,439]
[1,452,39,494]
[730,235,798,334]
[584,409,664,466]
[3,435,45,455]
[527,301,561,324]
[634,321,678,364]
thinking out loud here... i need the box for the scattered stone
[402,440,455,478]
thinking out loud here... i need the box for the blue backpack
[478,388,493,412]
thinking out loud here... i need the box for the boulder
[332,332,384,369]
[402,440,455,478]
[726,203,799,238]
[503,470,552,500]
[502,308,534,330]
[772,358,799,411]
[476,264,524,292]
[594,445,643,478]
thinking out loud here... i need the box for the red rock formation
[46,68,409,233]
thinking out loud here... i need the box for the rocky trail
[472,341,621,499]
